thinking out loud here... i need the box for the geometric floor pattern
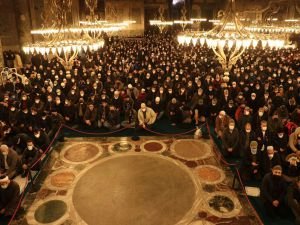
[14,136,261,225]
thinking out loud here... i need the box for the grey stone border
[69,153,203,225]
[108,140,135,154]
[140,140,168,154]
[60,142,103,165]
[26,196,69,225]
[44,169,78,191]
[170,139,212,161]
[194,165,226,185]
[203,191,242,218]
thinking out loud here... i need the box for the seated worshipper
[272,127,289,164]
[137,103,157,129]
[180,104,193,125]
[76,97,87,124]
[122,97,137,128]
[268,113,283,135]
[151,97,164,120]
[97,100,109,128]
[104,105,121,131]
[215,111,230,138]
[284,153,300,181]
[240,141,262,181]
[83,102,98,128]
[0,175,20,217]
[260,165,287,218]
[48,108,64,140]
[221,119,240,157]
[11,133,30,155]
[208,98,220,124]
[239,122,256,158]
[289,127,300,155]
[290,106,300,125]
[0,145,20,179]
[31,95,44,113]
[33,129,50,153]
[62,98,76,124]
[261,146,281,176]
[126,84,139,101]
[166,98,182,126]
[287,177,300,225]
[193,99,208,127]
[253,107,269,131]
[224,100,236,120]
[237,106,253,130]
[21,140,40,177]
[256,120,272,152]
[8,104,18,128]
[111,91,123,112]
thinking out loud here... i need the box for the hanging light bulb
[199,37,205,46]
[192,38,198,46]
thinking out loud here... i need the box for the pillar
[72,0,80,25]
[0,39,4,68]
[14,0,33,47]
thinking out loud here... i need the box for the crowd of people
[0,33,299,222]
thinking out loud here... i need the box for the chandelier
[78,0,135,36]
[245,18,300,34]
[22,0,105,69]
[173,6,193,31]
[177,0,288,82]
[150,7,173,33]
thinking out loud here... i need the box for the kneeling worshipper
[287,177,300,225]
[0,144,21,179]
[137,103,157,128]
[0,175,20,217]
[260,165,288,218]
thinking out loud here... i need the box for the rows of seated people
[0,34,299,222]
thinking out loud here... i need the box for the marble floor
[14,136,261,225]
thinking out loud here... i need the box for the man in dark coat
[32,129,50,153]
[287,178,300,225]
[0,145,20,179]
[21,140,40,177]
[260,165,287,218]
[240,141,262,181]
[221,119,240,157]
[261,145,281,176]
[0,175,20,217]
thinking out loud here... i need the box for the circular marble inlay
[60,142,103,164]
[140,140,167,154]
[108,141,135,154]
[194,165,225,185]
[45,169,77,190]
[204,192,242,218]
[72,153,202,225]
[34,200,67,224]
[170,139,212,161]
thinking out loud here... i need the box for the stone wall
[105,0,145,36]
[0,0,20,50]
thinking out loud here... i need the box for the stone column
[72,0,80,25]
[0,39,4,68]
[14,0,33,47]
